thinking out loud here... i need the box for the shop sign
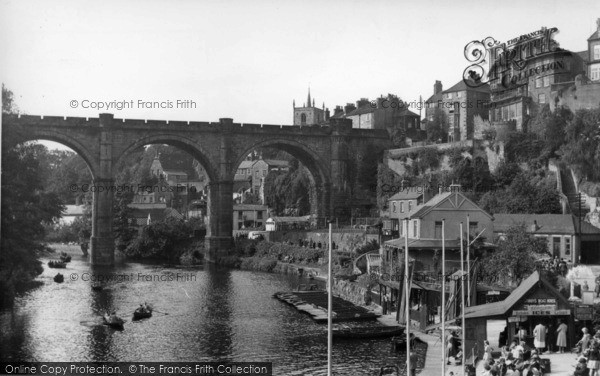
[508,316,527,323]
[575,305,594,321]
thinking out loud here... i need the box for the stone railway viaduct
[2,113,391,265]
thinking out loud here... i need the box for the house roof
[575,50,589,63]
[395,108,420,118]
[346,105,375,116]
[384,237,462,250]
[493,214,576,235]
[426,92,442,104]
[162,169,188,176]
[63,205,85,216]
[262,159,289,167]
[233,204,268,211]
[238,160,255,169]
[577,220,600,235]
[267,215,311,223]
[442,80,490,95]
[408,190,493,220]
[388,191,424,201]
[588,30,600,42]
[463,271,569,319]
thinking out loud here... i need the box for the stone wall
[332,278,369,306]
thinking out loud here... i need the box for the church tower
[293,87,328,125]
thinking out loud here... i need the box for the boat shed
[462,271,574,359]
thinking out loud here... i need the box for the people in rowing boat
[135,302,152,316]
[106,311,122,325]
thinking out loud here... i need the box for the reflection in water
[200,263,233,360]
[0,250,419,375]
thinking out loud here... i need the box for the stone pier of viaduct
[2,113,390,265]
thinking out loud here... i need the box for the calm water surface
[0,249,423,375]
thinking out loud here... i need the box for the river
[0,247,423,375]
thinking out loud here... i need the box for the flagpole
[467,214,470,307]
[328,221,333,376]
[441,219,446,376]
[460,222,466,370]
[404,219,410,376]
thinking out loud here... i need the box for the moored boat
[48,260,67,268]
[54,273,64,283]
[333,325,404,339]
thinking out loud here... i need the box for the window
[535,78,542,88]
[592,66,600,81]
[565,237,571,255]
[392,202,397,213]
[434,221,443,238]
[400,202,404,213]
[413,220,418,238]
[257,211,263,219]
[552,236,561,256]
[447,93,453,99]
[300,113,306,124]
[457,91,462,98]
[263,170,267,176]
[408,201,412,212]
[543,76,550,87]
[238,211,243,217]
[469,221,478,235]
[594,45,600,60]
[538,94,546,104]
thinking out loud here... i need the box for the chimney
[356,98,370,108]
[434,80,443,95]
[344,103,356,115]
[333,106,344,117]
[449,183,461,193]
[376,96,386,109]
[531,220,539,232]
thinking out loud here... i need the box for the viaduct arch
[2,113,391,265]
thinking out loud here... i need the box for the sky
[1,0,600,150]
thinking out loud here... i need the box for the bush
[124,217,195,260]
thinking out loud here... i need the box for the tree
[481,224,548,286]
[426,108,448,143]
[559,108,600,181]
[478,170,561,214]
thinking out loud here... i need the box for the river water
[0,248,423,375]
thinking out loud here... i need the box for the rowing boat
[333,325,404,339]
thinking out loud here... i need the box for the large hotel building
[489,22,600,132]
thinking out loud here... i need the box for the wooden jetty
[273,291,379,322]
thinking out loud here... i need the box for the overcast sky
[1,0,599,134]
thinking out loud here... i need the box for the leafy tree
[492,161,521,189]
[1,140,64,305]
[559,108,600,181]
[2,84,19,114]
[425,108,448,143]
[481,224,548,286]
[263,158,311,216]
[478,170,560,214]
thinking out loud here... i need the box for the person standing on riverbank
[533,323,546,353]
[557,320,568,353]
[409,350,417,376]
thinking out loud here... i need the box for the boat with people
[132,303,153,321]
[102,312,125,330]
[48,260,66,268]
[332,325,404,339]
[53,273,64,283]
